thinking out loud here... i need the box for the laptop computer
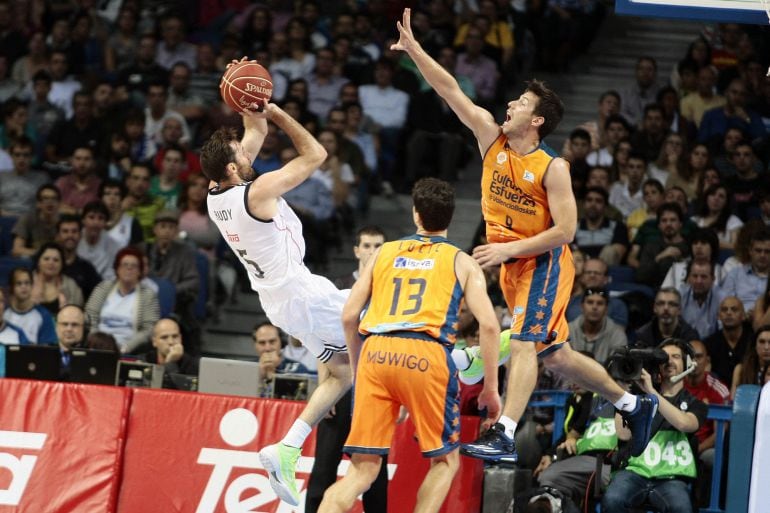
[198,357,261,397]
[68,349,119,385]
[165,373,199,391]
[4,344,61,381]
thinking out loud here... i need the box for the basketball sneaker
[459,329,513,384]
[619,394,659,457]
[258,442,301,506]
[460,423,518,462]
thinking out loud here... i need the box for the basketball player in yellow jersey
[391,8,658,462]
[318,179,501,513]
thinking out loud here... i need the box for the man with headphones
[602,338,707,512]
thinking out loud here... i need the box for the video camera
[607,347,670,382]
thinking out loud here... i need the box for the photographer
[602,339,707,513]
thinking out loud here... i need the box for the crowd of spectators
[0,0,769,511]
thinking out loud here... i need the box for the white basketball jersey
[208,182,307,290]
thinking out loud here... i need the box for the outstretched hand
[390,8,418,54]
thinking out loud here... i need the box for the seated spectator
[667,143,709,202]
[627,179,664,240]
[117,33,167,101]
[731,325,770,397]
[142,317,200,378]
[122,163,165,242]
[629,104,668,163]
[100,180,143,249]
[149,143,184,210]
[603,339,706,513]
[253,322,312,397]
[648,132,685,189]
[712,127,745,178]
[179,174,219,259]
[55,146,102,214]
[152,116,202,182]
[759,190,770,227]
[566,258,628,327]
[0,136,49,217]
[42,50,81,120]
[699,78,766,148]
[31,242,83,316]
[0,288,29,345]
[704,296,753,384]
[77,201,122,281]
[635,288,699,347]
[692,184,743,249]
[722,219,767,276]
[574,187,629,265]
[569,247,587,301]
[123,109,157,164]
[27,71,65,164]
[564,128,592,195]
[144,81,191,146]
[578,168,622,220]
[680,66,724,129]
[678,260,724,339]
[663,228,724,289]
[724,142,765,221]
[85,331,120,352]
[3,267,57,344]
[455,25,499,110]
[683,340,730,472]
[56,304,87,377]
[609,151,646,219]
[45,91,102,165]
[155,14,197,70]
[341,102,378,182]
[11,184,61,258]
[635,203,689,286]
[166,62,205,126]
[721,228,770,313]
[307,47,348,121]
[85,247,160,354]
[567,288,627,365]
[610,140,633,185]
[620,56,664,128]
[587,114,630,169]
[251,123,283,175]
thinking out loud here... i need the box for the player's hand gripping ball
[220,58,273,112]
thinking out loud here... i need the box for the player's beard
[236,162,257,182]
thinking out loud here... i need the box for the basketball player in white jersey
[201,100,350,506]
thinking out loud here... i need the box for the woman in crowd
[179,174,219,260]
[101,179,143,248]
[104,7,139,73]
[662,228,723,288]
[11,31,49,86]
[731,326,770,398]
[692,184,743,249]
[85,247,159,354]
[694,167,720,200]
[669,144,710,201]
[648,133,686,190]
[31,242,83,315]
[242,5,273,55]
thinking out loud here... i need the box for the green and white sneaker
[459,329,512,385]
[258,442,301,506]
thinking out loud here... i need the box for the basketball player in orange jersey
[391,8,657,462]
[318,178,502,513]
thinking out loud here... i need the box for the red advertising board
[0,379,130,513]
[118,389,482,513]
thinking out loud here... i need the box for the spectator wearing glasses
[634,288,699,348]
[567,288,628,365]
[721,229,770,313]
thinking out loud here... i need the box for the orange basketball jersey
[359,235,463,347]
[481,134,564,243]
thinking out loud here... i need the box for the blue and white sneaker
[620,394,659,457]
[460,423,518,462]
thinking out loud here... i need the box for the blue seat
[0,256,32,287]
[153,277,176,318]
[0,216,18,256]
[194,252,209,319]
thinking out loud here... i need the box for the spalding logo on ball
[220,60,273,112]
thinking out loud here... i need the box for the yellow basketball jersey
[359,235,463,347]
[481,134,564,243]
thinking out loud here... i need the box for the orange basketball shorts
[344,334,461,457]
[500,244,574,356]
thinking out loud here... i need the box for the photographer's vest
[576,417,618,455]
[625,430,697,479]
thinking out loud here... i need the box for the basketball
[220,60,273,112]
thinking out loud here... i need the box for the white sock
[613,392,638,413]
[451,348,470,371]
[281,419,312,448]
[497,415,517,439]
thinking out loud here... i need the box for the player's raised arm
[391,8,499,153]
[249,104,326,207]
[341,247,380,376]
[240,105,268,161]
